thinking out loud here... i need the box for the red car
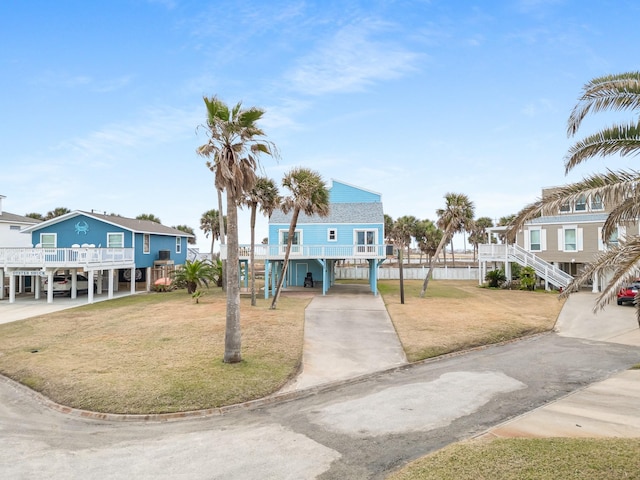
[617,281,640,305]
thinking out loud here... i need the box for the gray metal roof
[269,202,384,225]
[22,210,192,237]
[0,212,42,224]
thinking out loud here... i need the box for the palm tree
[197,96,277,363]
[415,219,442,265]
[270,168,329,310]
[509,72,640,322]
[173,225,196,244]
[172,259,218,294]
[25,212,44,220]
[420,193,475,297]
[394,215,418,265]
[200,209,225,259]
[243,176,280,306]
[436,193,474,267]
[136,213,162,224]
[469,216,494,260]
[45,207,70,220]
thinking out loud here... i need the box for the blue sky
[2,0,639,252]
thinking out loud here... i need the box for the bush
[485,269,507,288]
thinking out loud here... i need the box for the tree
[392,216,418,265]
[243,176,280,306]
[25,212,44,220]
[270,168,329,310]
[172,259,218,294]
[415,219,442,265]
[498,214,516,244]
[436,193,474,267]
[45,207,70,220]
[509,72,640,324]
[197,96,276,363]
[468,216,494,260]
[200,209,226,259]
[136,213,161,224]
[420,193,475,297]
[173,225,196,244]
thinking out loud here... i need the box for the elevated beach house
[1,210,192,304]
[223,180,387,297]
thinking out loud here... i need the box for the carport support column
[87,270,95,304]
[9,269,16,303]
[46,271,54,304]
[130,268,136,294]
[108,268,115,299]
[264,260,270,299]
[592,271,599,293]
[0,269,4,300]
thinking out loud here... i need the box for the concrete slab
[279,284,407,392]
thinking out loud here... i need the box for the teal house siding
[267,179,385,294]
[31,214,132,248]
[26,211,191,270]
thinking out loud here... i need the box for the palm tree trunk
[223,189,241,363]
[249,203,257,306]
[270,209,299,309]
[218,188,227,292]
[420,226,452,297]
[451,239,456,267]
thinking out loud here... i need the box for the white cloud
[286,21,421,95]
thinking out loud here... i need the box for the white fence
[336,266,479,281]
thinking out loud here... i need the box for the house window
[559,202,571,213]
[9,225,20,231]
[107,232,124,248]
[564,228,577,251]
[40,233,56,248]
[608,228,619,246]
[280,230,302,254]
[529,229,541,251]
[176,236,181,254]
[575,195,587,211]
[143,234,150,254]
[591,194,603,211]
[327,228,337,242]
[355,229,376,254]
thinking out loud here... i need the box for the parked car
[616,281,640,305]
[43,274,95,296]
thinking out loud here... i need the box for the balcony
[0,247,135,269]
[220,244,388,260]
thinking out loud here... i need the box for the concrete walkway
[280,284,407,392]
[484,291,640,439]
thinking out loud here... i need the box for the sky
[2,0,640,252]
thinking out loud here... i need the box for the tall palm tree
[200,209,225,259]
[420,193,475,297]
[394,215,418,265]
[197,96,276,363]
[510,72,640,322]
[243,176,280,306]
[270,168,329,310]
[436,194,474,267]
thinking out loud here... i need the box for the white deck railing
[0,247,135,268]
[478,244,573,288]
[220,244,388,260]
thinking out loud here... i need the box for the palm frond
[564,122,640,173]
[567,72,640,136]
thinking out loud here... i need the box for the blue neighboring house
[1,211,192,304]
[231,180,387,297]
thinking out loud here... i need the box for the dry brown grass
[0,280,564,414]
[379,280,565,362]
[0,289,312,413]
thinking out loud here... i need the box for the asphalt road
[1,331,638,479]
